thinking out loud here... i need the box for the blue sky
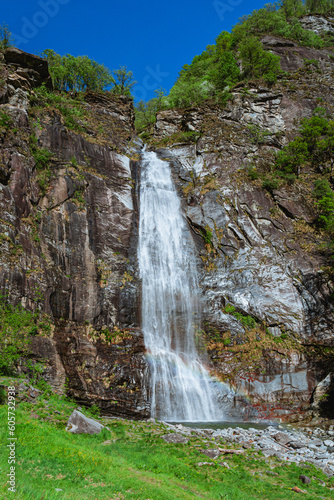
[2,0,269,101]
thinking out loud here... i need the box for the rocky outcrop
[4,48,53,90]
[0,49,149,418]
[54,324,149,418]
[300,15,334,35]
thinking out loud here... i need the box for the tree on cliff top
[0,23,14,50]
[110,66,137,96]
[42,50,115,92]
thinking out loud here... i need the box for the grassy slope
[0,379,334,500]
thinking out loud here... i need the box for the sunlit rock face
[0,49,149,418]
[150,31,334,420]
[1,35,334,422]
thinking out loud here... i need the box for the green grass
[0,381,333,499]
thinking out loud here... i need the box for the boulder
[161,433,188,444]
[201,449,221,459]
[66,410,104,435]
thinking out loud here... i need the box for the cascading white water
[138,150,220,421]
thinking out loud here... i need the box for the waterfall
[138,150,220,421]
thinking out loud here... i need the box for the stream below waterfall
[138,149,224,422]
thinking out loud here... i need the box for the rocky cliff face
[1,27,333,422]
[149,33,334,421]
[0,48,149,418]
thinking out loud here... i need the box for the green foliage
[275,136,309,175]
[247,167,259,180]
[232,5,323,48]
[306,0,334,14]
[276,108,334,175]
[281,0,305,18]
[0,299,36,375]
[29,134,53,195]
[0,23,13,50]
[224,304,236,314]
[199,227,213,246]
[262,178,279,192]
[89,404,101,417]
[239,36,282,83]
[168,45,217,108]
[210,50,240,90]
[0,385,5,404]
[261,108,334,193]
[42,49,115,92]
[157,0,331,112]
[223,304,258,329]
[313,178,334,234]
[135,88,167,133]
[110,65,136,96]
[30,85,88,133]
[0,110,13,129]
[247,124,271,145]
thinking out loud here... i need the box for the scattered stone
[55,489,63,492]
[266,471,279,476]
[66,410,104,435]
[100,440,112,445]
[299,475,311,484]
[241,441,252,449]
[218,448,244,455]
[201,449,221,459]
[219,462,230,469]
[290,442,306,450]
[262,449,277,457]
[161,433,188,444]
[322,467,333,477]
[197,462,214,467]
[273,432,291,446]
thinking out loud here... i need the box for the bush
[210,50,240,90]
[239,36,282,83]
[313,178,334,233]
[0,299,35,375]
[262,178,279,192]
[264,108,334,189]
[29,134,53,194]
[0,110,13,129]
[0,23,13,50]
[247,167,259,180]
[223,304,258,329]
